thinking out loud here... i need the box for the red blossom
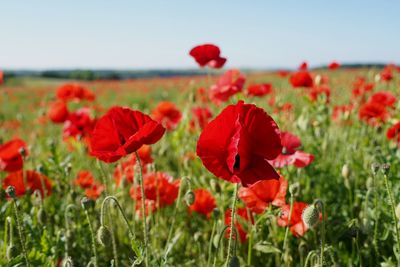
[328,61,340,70]
[209,69,246,104]
[151,101,182,130]
[190,107,213,130]
[3,170,52,197]
[189,44,227,69]
[246,83,273,97]
[74,170,95,189]
[56,84,95,102]
[0,139,28,172]
[277,202,309,237]
[289,71,313,88]
[48,100,70,123]
[188,189,217,218]
[224,207,253,242]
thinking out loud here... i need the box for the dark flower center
[282,147,288,155]
[233,154,241,171]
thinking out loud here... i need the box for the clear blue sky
[0,1,399,70]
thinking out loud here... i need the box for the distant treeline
[2,64,389,81]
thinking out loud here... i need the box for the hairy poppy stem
[12,198,30,266]
[64,204,76,258]
[282,193,294,264]
[225,183,239,267]
[315,200,325,267]
[135,151,149,267]
[84,210,98,267]
[383,173,400,263]
[206,220,217,267]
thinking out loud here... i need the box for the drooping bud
[36,164,45,174]
[97,225,112,247]
[341,164,351,179]
[381,163,390,175]
[371,163,380,175]
[289,182,300,197]
[302,205,320,229]
[6,245,18,260]
[184,190,195,206]
[18,147,27,158]
[81,197,95,210]
[6,186,16,199]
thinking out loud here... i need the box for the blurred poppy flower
[90,106,165,163]
[189,44,227,69]
[224,207,253,242]
[188,188,217,218]
[298,61,308,70]
[3,170,52,197]
[359,102,389,125]
[246,83,273,97]
[113,150,150,187]
[48,100,69,123]
[0,138,28,172]
[190,107,213,130]
[380,67,393,82]
[276,70,290,77]
[130,172,180,208]
[63,108,96,141]
[238,175,287,214]
[332,104,353,122]
[209,69,246,104]
[309,85,330,103]
[277,202,309,237]
[74,170,95,189]
[328,61,340,70]
[0,70,4,85]
[289,71,313,88]
[197,101,282,186]
[386,122,400,145]
[368,91,397,108]
[352,77,374,100]
[269,132,314,168]
[85,183,105,200]
[151,101,182,130]
[56,84,95,102]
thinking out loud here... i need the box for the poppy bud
[395,203,400,221]
[37,207,47,225]
[62,257,74,267]
[341,164,351,179]
[347,225,359,238]
[302,205,320,228]
[366,177,374,190]
[65,163,72,175]
[371,163,380,175]
[18,147,27,158]
[6,186,16,199]
[6,245,18,260]
[97,225,112,247]
[185,190,195,206]
[36,164,45,174]
[289,182,300,197]
[381,163,390,175]
[81,197,95,210]
[228,255,240,267]
[212,208,220,219]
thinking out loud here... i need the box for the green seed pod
[395,203,400,221]
[37,207,47,225]
[6,245,18,260]
[289,182,300,197]
[97,225,112,247]
[185,190,195,206]
[341,164,351,179]
[381,163,390,175]
[81,197,95,210]
[371,163,380,175]
[302,205,320,229]
[6,186,16,199]
[228,255,240,267]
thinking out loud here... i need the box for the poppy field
[1,44,400,267]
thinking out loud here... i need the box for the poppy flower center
[233,154,241,171]
[282,147,288,155]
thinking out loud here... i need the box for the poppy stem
[282,193,294,264]
[84,210,99,267]
[135,151,149,267]
[207,219,217,267]
[12,198,30,266]
[225,183,239,267]
[64,204,76,258]
[315,200,325,267]
[383,173,400,263]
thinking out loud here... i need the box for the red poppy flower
[298,61,308,70]
[137,145,154,165]
[328,61,340,70]
[368,91,397,108]
[209,69,246,104]
[3,170,52,197]
[246,83,273,97]
[0,71,4,85]
[63,108,96,140]
[197,101,282,187]
[113,152,149,187]
[90,106,165,163]
[0,139,28,172]
[387,122,400,144]
[380,67,393,82]
[189,44,227,69]
[48,100,70,123]
[276,70,290,77]
[277,202,309,237]
[190,107,213,130]
[151,101,182,130]
[74,170,95,189]
[56,84,95,102]
[238,175,287,214]
[130,172,180,208]
[359,102,389,125]
[224,207,253,242]
[289,71,313,88]
[188,188,217,218]
[352,77,374,100]
[269,132,314,168]
[309,85,330,103]
[332,104,353,122]
[85,183,105,200]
